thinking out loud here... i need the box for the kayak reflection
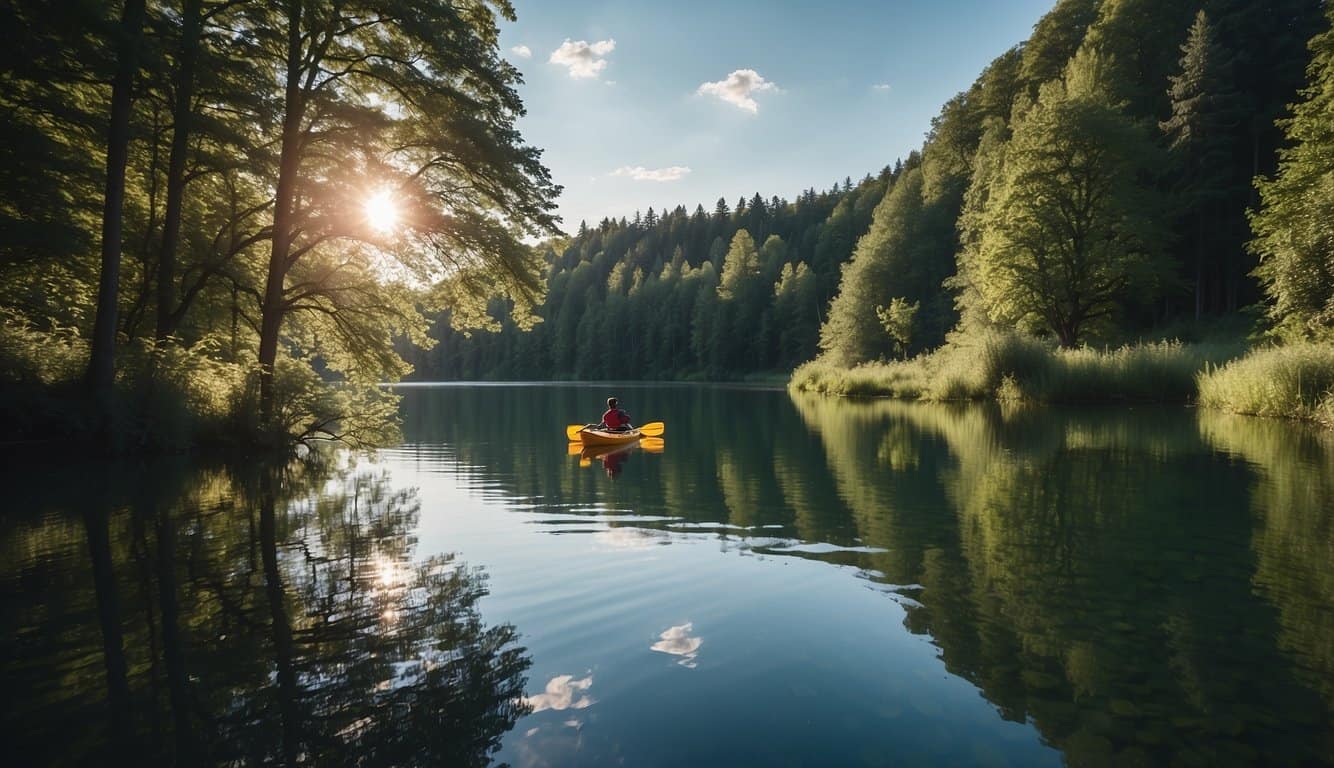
[568,437,665,477]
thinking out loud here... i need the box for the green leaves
[1250,3,1334,339]
[975,73,1168,346]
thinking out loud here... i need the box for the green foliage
[0,309,89,386]
[248,355,403,448]
[1080,0,1200,115]
[1197,342,1334,425]
[1250,3,1334,340]
[1161,11,1249,317]
[975,58,1168,347]
[410,174,892,380]
[0,0,556,451]
[1020,0,1099,90]
[793,332,1245,405]
[773,261,819,367]
[718,230,761,300]
[819,169,955,365]
[876,298,919,360]
[1162,12,1246,158]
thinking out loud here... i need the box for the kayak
[578,428,642,446]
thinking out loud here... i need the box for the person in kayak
[600,397,633,432]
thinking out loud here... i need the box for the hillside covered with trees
[407,172,892,380]
[417,0,1334,423]
[3,0,1333,450]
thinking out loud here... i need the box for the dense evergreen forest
[408,173,891,379]
[414,0,1334,396]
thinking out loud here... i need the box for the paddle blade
[567,442,584,456]
[639,421,665,437]
[640,437,665,453]
[565,424,586,441]
[579,456,592,468]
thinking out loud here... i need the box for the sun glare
[364,189,400,234]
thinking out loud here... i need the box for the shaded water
[2,384,1331,766]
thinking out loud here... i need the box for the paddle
[564,420,665,439]
[565,423,596,440]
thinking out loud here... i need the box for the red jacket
[602,408,631,429]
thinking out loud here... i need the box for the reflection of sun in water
[364,189,399,234]
[372,553,409,590]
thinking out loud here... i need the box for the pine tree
[718,231,761,300]
[773,261,819,366]
[759,235,788,283]
[819,169,940,365]
[1161,11,1246,317]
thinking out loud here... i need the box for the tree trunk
[155,0,204,340]
[257,2,305,436]
[1195,212,1205,320]
[86,0,148,397]
[1056,319,1078,349]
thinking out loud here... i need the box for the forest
[3,0,1334,454]
[411,0,1334,424]
[0,0,559,450]
[406,174,891,380]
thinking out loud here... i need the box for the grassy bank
[792,332,1334,426]
[1197,344,1334,427]
[792,333,1243,402]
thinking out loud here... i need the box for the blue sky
[500,1,1055,231]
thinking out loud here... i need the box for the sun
[364,189,400,234]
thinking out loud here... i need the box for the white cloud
[511,44,532,59]
[872,83,891,91]
[610,165,692,182]
[549,38,616,79]
[697,69,777,113]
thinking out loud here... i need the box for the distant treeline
[407,174,890,380]
[413,0,1332,382]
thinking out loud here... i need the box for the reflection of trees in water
[789,393,1333,767]
[387,386,1333,765]
[0,456,530,766]
[1198,413,1334,711]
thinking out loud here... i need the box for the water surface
[2,384,1331,766]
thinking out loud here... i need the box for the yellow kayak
[578,428,642,446]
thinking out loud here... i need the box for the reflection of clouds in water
[593,527,665,550]
[525,674,595,712]
[651,622,702,668]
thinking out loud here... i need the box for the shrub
[792,332,1249,406]
[1197,343,1334,425]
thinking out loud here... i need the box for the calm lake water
[2,384,1332,766]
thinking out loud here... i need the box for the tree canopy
[0,0,559,446]
[1251,1,1334,339]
